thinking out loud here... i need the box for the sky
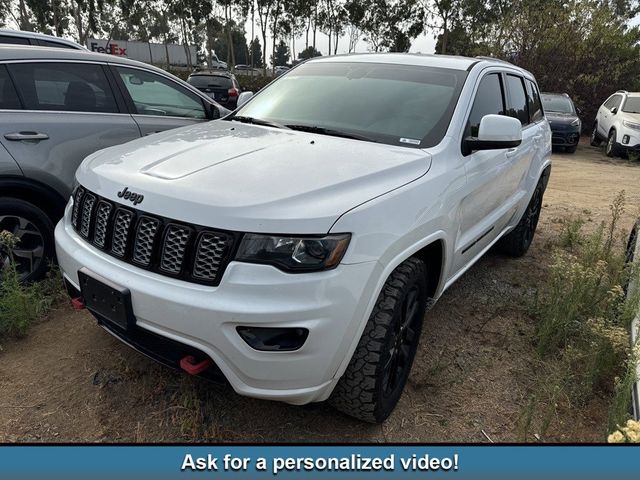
[241,18,438,63]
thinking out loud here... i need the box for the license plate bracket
[78,267,134,331]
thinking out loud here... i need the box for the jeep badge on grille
[117,187,144,206]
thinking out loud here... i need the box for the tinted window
[527,81,544,121]
[8,63,118,113]
[117,67,206,119]
[541,94,574,114]
[505,74,529,126]
[187,75,232,89]
[0,35,30,45]
[38,39,77,49]
[235,62,468,148]
[0,65,21,109]
[467,73,504,137]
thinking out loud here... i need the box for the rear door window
[505,74,529,126]
[466,73,505,138]
[8,62,119,113]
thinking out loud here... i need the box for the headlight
[623,120,640,131]
[571,118,581,127]
[235,233,351,272]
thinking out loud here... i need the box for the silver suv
[0,46,228,281]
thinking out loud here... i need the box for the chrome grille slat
[71,187,234,285]
[132,217,160,266]
[92,201,112,248]
[79,193,96,238]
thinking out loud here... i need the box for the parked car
[234,64,262,77]
[0,29,84,49]
[187,70,241,110]
[0,45,229,282]
[274,65,290,76]
[55,53,551,423]
[541,92,581,153]
[628,220,639,420]
[591,90,640,157]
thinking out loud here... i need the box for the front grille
[71,187,237,286]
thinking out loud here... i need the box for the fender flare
[0,176,67,222]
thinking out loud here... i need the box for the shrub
[529,191,640,435]
[0,231,64,340]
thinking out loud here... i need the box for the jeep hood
[77,121,431,234]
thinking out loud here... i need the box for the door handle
[506,148,519,158]
[4,132,49,141]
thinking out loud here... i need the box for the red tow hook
[180,355,212,375]
[71,297,86,310]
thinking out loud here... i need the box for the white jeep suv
[591,90,640,157]
[55,54,552,423]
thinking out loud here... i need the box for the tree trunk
[225,5,235,71]
[441,15,448,54]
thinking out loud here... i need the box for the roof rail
[616,90,628,94]
[475,55,512,64]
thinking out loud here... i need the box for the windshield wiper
[285,124,377,143]
[229,115,289,129]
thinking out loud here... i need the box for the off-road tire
[590,123,600,146]
[330,257,427,423]
[606,129,620,157]
[0,197,54,282]
[497,179,545,257]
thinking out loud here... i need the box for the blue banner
[0,445,636,479]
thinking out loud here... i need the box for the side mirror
[463,115,522,154]
[576,107,582,115]
[611,106,618,114]
[237,91,254,109]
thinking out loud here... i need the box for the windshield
[623,97,640,114]
[188,75,232,89]
[541,94,575,114]
[232,61,468,148]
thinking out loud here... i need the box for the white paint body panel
[56,55,552,404]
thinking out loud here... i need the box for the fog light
[623,135,630,145]
[237,326,309,351]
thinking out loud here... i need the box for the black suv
[187,70,241,110]
[541,92,582,153]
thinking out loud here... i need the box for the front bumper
[550,126,580,147]
[55,205,378,405]
[618,126,640,152]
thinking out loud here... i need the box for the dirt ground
[1,139,640,443]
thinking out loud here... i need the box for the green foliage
[213,23,250,65]
[0,232,64,341]
[271,39,290,66]
[525,191,640,437]
[298,45,322,60]
[249,37,264,68]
